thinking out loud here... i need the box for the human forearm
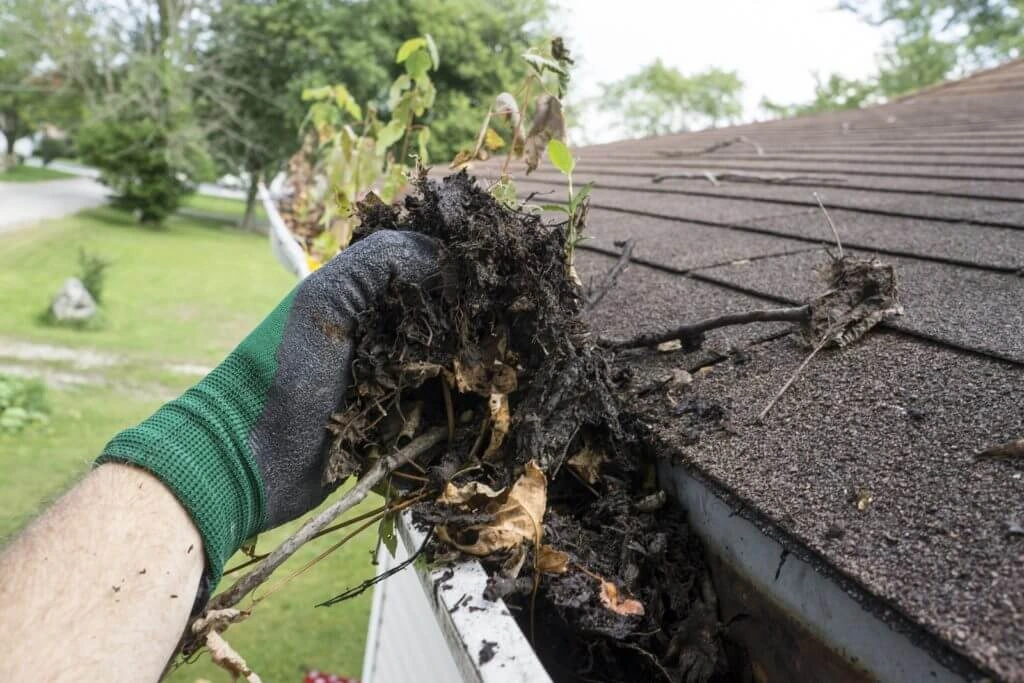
[0,463,204,681]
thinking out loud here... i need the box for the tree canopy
[597,60,744,138]
[763,0,1023,118]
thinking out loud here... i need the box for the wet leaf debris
[317,170,900,682]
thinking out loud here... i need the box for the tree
[597,60,744,138]
[197,0,552,229]
[761,72,877,118]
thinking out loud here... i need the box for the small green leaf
[417,127,431,162]
[301,85,332,101]
[404,49,432,79]
[539,203,570,214]
[522,51,567,77]
[424,34,439,70]
[547,139,574,176]
[379,512,397,558]
[375,119,406,154]
[388,75,412,110]
[570,181,593,212]
[490,176,517,208]
[396,37,427,63]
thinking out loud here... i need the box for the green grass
[180,193,268,223]
[0,206,375,681]
[0,164,77,182]
[0,206,294,364]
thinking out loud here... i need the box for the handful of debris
[316,170,730,681]
[190,170,903,683]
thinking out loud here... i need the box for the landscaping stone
[50,277,97,322]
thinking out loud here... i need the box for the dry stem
[600,305,810,351]
[585,239,635,311]
[194,426,446,625]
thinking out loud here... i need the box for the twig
[756,336,829,422]
[652,171,847,187]
[204,427,447,613]
[814,192,844,258]
[658,135,765,157]
[600,305,810,351]
[585,239,635,311]
[440,379,455,444]
[318,527,435,607]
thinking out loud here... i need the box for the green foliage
[76,59,213,225]
[770,1,1023,119]
[36,136,70,165]
[77,248,110,304]
[597,60,744,137]
[546,138,574,176]
[77,117,188,224]
[0,374,48,433]
[761,73,877,117]
[301,36,439,260]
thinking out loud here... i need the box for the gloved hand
[98,230,438,586]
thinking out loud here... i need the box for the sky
[552,0,889,143]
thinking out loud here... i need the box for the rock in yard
[50,277,97,322]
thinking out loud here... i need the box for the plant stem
[205,426,447,612]
[600,305,810,350]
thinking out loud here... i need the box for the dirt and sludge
[325,170,901,682]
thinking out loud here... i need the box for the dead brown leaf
[437,461,547,567]
[978,437,1024,459]
[438,480,504,507]
[206,631,262,683]
[483,392,510,460]
[598,579,645,617]
[537,544,570,574]
[524,94,566,174]
[567,446,605,485]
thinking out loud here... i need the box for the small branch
[652,171,846,187]
[658,135,765,157]
[814,192,844,258]
[585,239,635,311]
[756,336,828,422]
[317,527,435,607]
[205,427,447,613]
[600,305,810,351]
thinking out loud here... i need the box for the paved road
[0,177,109,235]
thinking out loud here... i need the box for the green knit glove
[97,231,438,586]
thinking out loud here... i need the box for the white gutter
[259,181,311,279]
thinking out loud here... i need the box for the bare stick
[652,171,846,186]
[207,426,447,612]
[600,305,810,351]
[586,239,635,311]
[658,135,765,157]
[756,336,828,422]
[814,192,844,258]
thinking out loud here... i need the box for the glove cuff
[97,354,268,586]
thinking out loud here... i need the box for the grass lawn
[0,206,376,681]
[0,164,77,182]
[180,192,268,223]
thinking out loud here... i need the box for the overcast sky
[552,0,890,143]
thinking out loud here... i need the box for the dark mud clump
[328,170,739,682]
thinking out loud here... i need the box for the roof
[476,59,1024,680]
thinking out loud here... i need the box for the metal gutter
[657,460,983,683]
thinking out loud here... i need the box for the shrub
[76,117,193,224]
[78,248,111,303]
[37,136,71,166]
[0,374,48,433]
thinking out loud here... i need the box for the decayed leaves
[537,544,570,574]
[598,578,645,617]
[805,255,903,348]
[437,460,547,574]
[205,631,262,683]
[978,437,1024,459]
[567,446,605,484]
[524,94,566,174]
[484,392,511,460]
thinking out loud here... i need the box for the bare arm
[0,463,204,681]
